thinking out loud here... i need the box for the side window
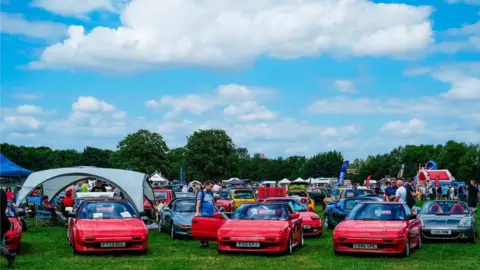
[345,190,354,198]
[167,200,175,209]
[403,205,412,216]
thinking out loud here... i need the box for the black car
[323,196,382,229]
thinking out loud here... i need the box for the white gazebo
[149,171,168,184]
[16,167,155,212]
[293,177,305,182]
[278,178,291,186]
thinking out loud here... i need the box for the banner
[337,160,349,186]
[365,175,371,187]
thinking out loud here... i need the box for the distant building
[254,153,267,159]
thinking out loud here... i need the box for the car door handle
[193,220,199,224]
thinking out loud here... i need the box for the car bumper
[174,226,192,237]
[421,227,475,241]
[302,221,322,236]
[333,237,406,254]
[217,236,288,253]
[74,236,148,253]
[4,232,21,251]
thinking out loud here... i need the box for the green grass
[2,206,479,270]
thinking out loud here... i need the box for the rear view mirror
[139,211,147,217]
[213,212,224,219]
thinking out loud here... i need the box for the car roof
[359,201,404,204]
[263,197,300,201]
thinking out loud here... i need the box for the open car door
[191,213,227,242]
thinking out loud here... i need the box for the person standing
[80,180,89,192]
[195,181,215,248]
[467,180,478,212]
[91,181,106,192]
[395,180,407,203]
[66,183,77,198]
[384,181,397,202]
[1,189,16,268]
[404,178,416,208]
[436,185,442,200]
[442,185,448,200]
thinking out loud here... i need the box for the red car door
[191,215,226,242]
[290,215,303,244]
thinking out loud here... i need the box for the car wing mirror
[213,212,224,219]
[290,213,300,219]
[218,207,225,212]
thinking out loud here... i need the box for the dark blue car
[323,196,382,229]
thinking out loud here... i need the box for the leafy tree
[113,129,170,175]
[166,147,187,180]
[80,147,112,168]
[185,129,237,181]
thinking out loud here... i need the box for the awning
[16,167,154,212]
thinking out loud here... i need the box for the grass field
[2,206,479,270]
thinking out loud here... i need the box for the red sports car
[214,190,233,213]
[192,202,304,254]
[4,202,23,252]
[261,197,322,237]
[333,202,422,257]
[68,200,148,253]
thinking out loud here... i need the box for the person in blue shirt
[195,181,215,248]
[383,181,398,201]
[442,185,448,200]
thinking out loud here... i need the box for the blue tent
[0,153,32,177]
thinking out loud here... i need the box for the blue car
[323,196,382,229]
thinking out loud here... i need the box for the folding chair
[35,205,53,227]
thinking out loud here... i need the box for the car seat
[429,203,443,214]
[449,203,465,214]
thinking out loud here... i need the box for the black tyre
[170,222,176,240]
[284,233,293,255]
[403,238,410,257]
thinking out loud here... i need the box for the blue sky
[1,0,479,160]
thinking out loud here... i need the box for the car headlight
[458,217,472,227]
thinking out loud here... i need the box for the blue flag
[337,160,349,186]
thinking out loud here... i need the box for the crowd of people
[379,178,478,212]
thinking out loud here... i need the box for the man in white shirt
[395,180,407,203]
[212,183,222,193]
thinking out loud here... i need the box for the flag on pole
[365,175,371,187]
[337,160,349,186]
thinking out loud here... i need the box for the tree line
[1,129,479,182]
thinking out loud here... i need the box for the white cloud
[334,80,355,93]
[0,12,67,40]
[381,118,426,136]
[30,0,121,18]
[434,21,480,54]
[72,96,115,112]
[29,0,433,73]
[308,96,476,116]
[147,84,274,119]
[16,105,43,114]
[403,66,431,76]
[12,92,41,101]
[432,68,480,99]
[3,116,41,130]
[223,101,276,121]
[158,120,193,134]
[446,0,480,5]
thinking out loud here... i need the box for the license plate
[100,242,126,248]
[431,229,451,235]
[236,242,260,248]
[304,225,312,229]
[353,243,377,249]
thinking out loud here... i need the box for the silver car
[416,200,476,243]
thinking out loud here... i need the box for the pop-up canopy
[0,153,32,177]
[15,167,155,212]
